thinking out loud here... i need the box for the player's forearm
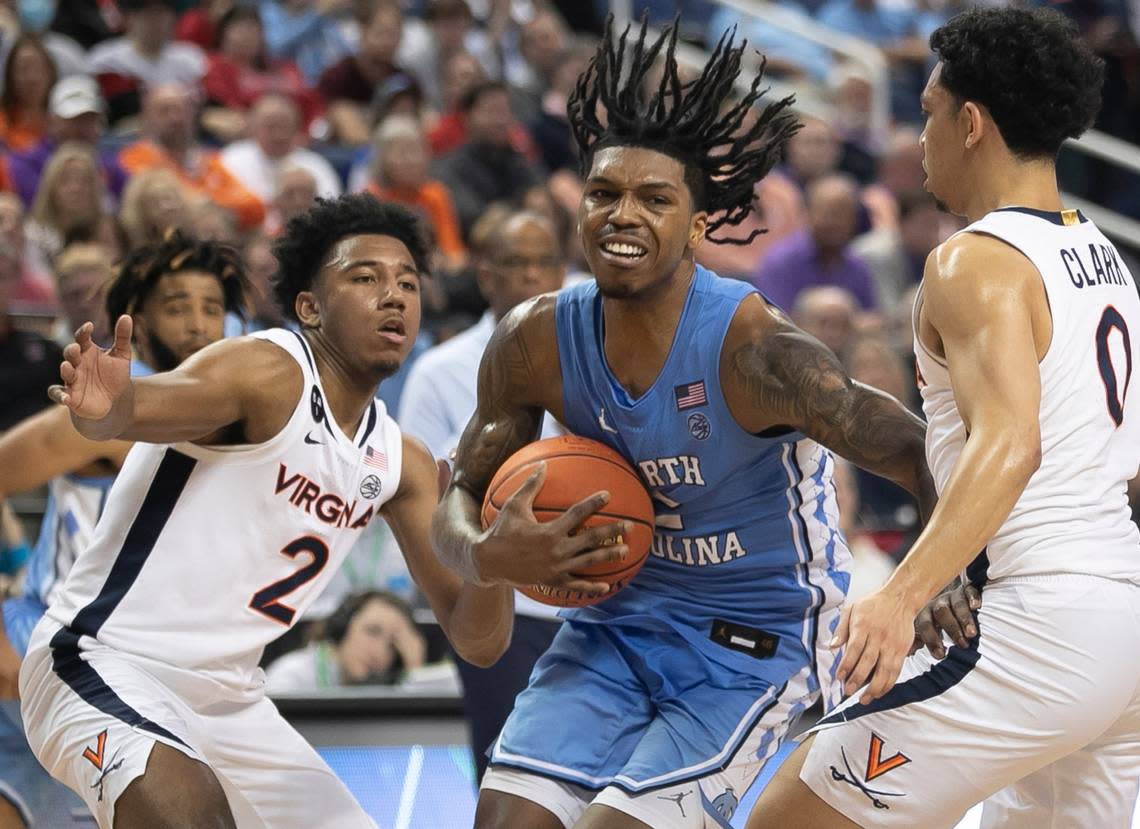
[442,583,514,667]
[430,486,491,584]
[885,426,1040,610]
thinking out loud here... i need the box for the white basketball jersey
[44,329,405,688]
[915,207,1140,583]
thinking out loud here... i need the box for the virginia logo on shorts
[82,729,124,802]
[828,733,910,810]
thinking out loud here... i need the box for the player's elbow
[454,628,512,668]
[1004,427,1042,483]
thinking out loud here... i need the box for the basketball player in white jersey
[17,195,548,829]
[0,233,246,828]
[748,8,1140,828]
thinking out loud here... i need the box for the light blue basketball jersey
[555,266,852,687]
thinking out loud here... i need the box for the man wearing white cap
[5,76,128,208]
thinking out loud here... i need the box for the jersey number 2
[1096,306,1132,427]
[249,536,330,626]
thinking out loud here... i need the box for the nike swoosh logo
[304,432,323,445]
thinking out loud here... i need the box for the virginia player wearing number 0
[18,195,515,829]
[750,8,1140,829]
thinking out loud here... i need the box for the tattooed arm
[721,294,936,519]
[430,296,630,593]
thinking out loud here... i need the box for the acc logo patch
[360,474,382,500]
[687,412,711,440]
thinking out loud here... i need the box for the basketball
[480,435,655,607]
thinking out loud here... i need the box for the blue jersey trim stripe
[490,682,793,794]
[49,627,188,748]
[784,443,825,693]
[817,631,982,727]
[69,449,196,638]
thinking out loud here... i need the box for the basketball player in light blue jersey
[432,17,937,829]
[0,233,246,828]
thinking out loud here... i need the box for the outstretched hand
[48,315,133,419]
[473,462,630,596]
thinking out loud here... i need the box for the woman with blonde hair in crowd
[27,143,108,262]
[365,114,466,271]
[118,168,192,248]
[0,34,57,152]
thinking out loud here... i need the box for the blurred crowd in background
[1,0,1139,697]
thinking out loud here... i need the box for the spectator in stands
[318,0,404,145]
[118,167,191,247]
[220,93,341,205]
[783,115,842,191]
[260,0,351,85]
[398,0,497,111]
[853,189,943,308]
[792,285,859,357]
[510,7,569,119]
[0,193,54,308]
[433,81,542,236]
[49,241,113,346]
[175,0,236,49]
[752,173,877,311]
[88,0,206,125]
[0,34,57,152]
[397,209,565,781]
[119,84,266,230]
[0,243,62,430]
[5,76,128,208]
[239,232,286,331]
[528,47,591,175]
[267,164,317,234]
[26,143,108,263]
[266,591,427,691]
[427,50,485,155]
[366,115,466,271]
[203,5,322,130]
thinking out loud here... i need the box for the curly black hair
[568,14,800,245]
[930,8,1103,159]
[272,194,430,323]
[105,230,248,322]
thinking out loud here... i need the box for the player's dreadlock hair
[105,230,248,322]
[568,15,800,245]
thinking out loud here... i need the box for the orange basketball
[480,435,655,607]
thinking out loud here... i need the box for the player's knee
[113,744,235,829]
[474,789,563,829]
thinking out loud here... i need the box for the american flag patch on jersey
[364,446,388,471]
[674,380,707,410]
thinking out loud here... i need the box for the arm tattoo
[733,327,936,520]
[450,319,544,500]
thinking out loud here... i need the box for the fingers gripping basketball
[481,436,655,607]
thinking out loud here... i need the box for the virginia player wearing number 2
[432,17,935,829]
[18,195,515,829]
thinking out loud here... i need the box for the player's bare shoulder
[480,292,562,411]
